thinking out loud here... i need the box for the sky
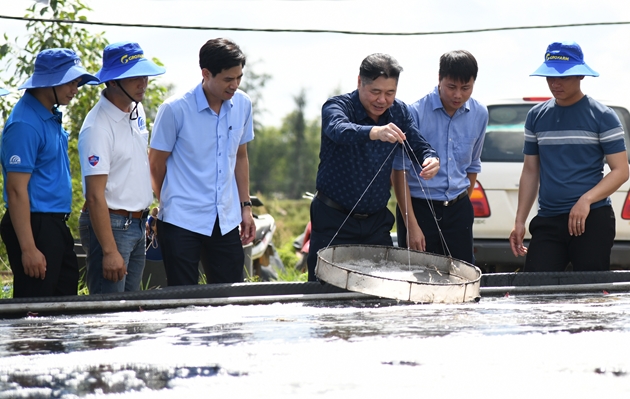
[1,0,630,127]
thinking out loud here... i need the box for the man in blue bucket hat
[509,41,629,272]
[78,42,165,294]
[0,48,97,298]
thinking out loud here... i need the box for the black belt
[36,212,70,221]
[428,191,468,207]
[316,192,371,219]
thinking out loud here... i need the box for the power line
[0,14,628,36]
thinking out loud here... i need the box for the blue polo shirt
[524,95,626,216]
[150,83,254,236]
[316,90,437,214]
[1,91,72,213]
[393,86,488,201]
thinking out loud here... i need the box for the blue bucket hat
[18,48,98,89]
[93,41,166,84]
[0,88,8,96]
[531,41,599,77]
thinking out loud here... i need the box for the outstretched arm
[509,155,540,257]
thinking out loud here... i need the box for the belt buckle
[442,200,450,207]
[352,213,369,219]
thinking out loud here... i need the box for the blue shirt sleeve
[150,102,178,153]
[322,98,373,144]
[1,121,40,173]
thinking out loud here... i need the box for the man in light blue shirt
[392,50,488,264]
[149,38,256,286]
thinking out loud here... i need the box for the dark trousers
[525,205,615,272]
[0,212,79,298]
[307,196,394,282]
[396,195,475,264]
[157,218,244,286]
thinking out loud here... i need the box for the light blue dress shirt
[150,83,254,236]
[393,86,488,201]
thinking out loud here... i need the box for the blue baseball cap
[531,41,599,77]
[19,48,98,89]
[93,41,166,84]
[0,88,8,96]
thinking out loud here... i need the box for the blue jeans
[79,212,146,294]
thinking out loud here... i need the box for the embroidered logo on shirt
[88,155,100,167]
[138,116,146,131]
[9,155,21,165]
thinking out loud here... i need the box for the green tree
[248,89,320,198]
[0,0,170,241]
[239,63,271,133]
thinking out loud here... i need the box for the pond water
[1,292,630,398]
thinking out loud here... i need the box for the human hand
[419,157,440,180]
[407,223,426,251]
[102,251,127,282]
[370,123,406,143]
[146,207,159,238]
[509,223,528,257]
[22,248,47,279]
[240,208,256,245]
[568,199,590,236]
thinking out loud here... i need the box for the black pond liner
[2,271,630,318]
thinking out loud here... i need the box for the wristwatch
[241,201,253,208]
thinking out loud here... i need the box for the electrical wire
[0,14,628,36]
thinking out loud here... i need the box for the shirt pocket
[454,136,476,165]
[227,127,244,160]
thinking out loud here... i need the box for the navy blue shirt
[316,90,437,214]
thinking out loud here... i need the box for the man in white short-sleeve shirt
[78,41,165,294]
[149,38,256,286]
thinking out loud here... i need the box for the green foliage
[239,62,271,133]
[0,0,171,273]
[248,92,321,198]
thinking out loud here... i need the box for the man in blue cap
[1,48,97,298]
[78,41,165,294]
[509,41,629,272]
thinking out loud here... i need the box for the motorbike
[245,196,285,281]
[143,195,285,287]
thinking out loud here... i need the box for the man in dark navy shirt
[307,53,439,281]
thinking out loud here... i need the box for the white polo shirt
[150,83,254,236]
[78,90,153,212]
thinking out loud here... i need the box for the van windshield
[482,103,630,162]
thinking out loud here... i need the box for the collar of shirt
[23,91,63,123]
[99,90,135,123]
[194,83,234,114]
[350,90,394,124]
[430,86,470,117]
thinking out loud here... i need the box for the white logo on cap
[9,155,21,165]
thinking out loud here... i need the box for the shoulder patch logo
[88,155,100,167]
[9,155,21,165]
[138,116,146,131]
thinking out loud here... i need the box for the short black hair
[199,38,246,77]
[359,53,403,85]
[439,50,478,83]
